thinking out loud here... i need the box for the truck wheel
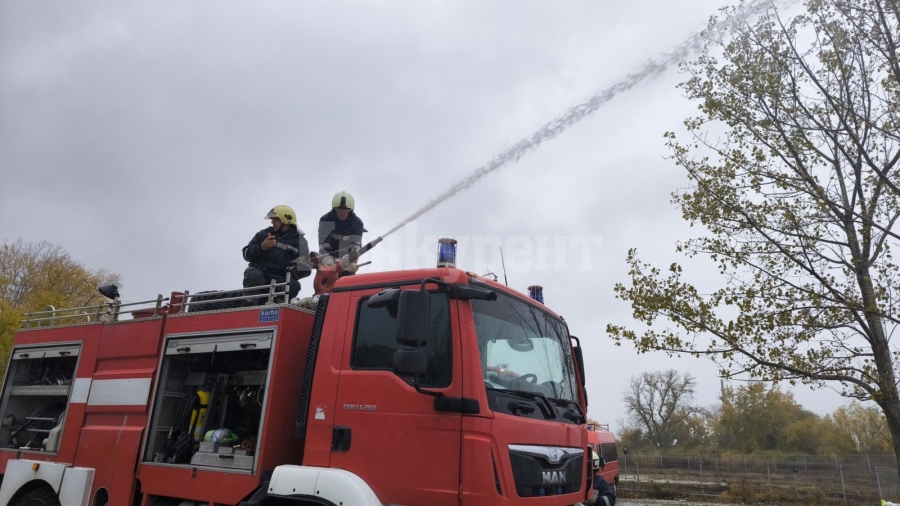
[13,487,60,506]
[149,497,179,506]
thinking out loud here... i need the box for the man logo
[548,447,562,463]
[542,470,566,484]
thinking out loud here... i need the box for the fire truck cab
[0,264,590,506]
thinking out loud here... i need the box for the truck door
[331,289,461,506]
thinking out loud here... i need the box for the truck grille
[508,445,584,497]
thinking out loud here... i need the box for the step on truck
[0,242,591,506]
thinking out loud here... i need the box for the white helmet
[332,191,355,210]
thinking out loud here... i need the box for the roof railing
[20,294,169,329]
[20,271,296,328]
[180,271,294,312]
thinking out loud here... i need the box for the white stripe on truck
[87,378,152,406]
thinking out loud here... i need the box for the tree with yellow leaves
[0,239,121,375]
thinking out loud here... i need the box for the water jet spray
[313,0,795,293]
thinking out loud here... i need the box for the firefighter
[242,205,311,303]
[317,191,366,276]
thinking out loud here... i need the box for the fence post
[794,466,799,499]
[876,466,883,500]
[700,458,704,495]
[767,461,772,493]
[839,463,846,502]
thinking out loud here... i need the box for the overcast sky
[0,0,847,431]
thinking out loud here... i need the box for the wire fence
[617,451,899,504]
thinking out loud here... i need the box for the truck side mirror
[571,336,586,387]
[397,290,431,347]
[393,349,427,378]
[367,288,401,318]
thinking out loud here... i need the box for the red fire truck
[586,423,619,489]
[0,246,590,506]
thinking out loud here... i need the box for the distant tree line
[618,370,891,456]
[0,239,121,375]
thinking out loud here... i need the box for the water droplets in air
[381,0,793,239]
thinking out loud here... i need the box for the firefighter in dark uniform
[317,191,366,276]
[243,205,311,303]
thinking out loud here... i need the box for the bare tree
[623,370,699,453]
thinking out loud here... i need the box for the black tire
[13,487,60,506]
[149,497,179,506]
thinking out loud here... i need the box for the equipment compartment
[0,345,80,452]
[144,331,272,470]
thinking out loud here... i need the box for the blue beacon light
[528,285,544,304]
[437,238,457,268]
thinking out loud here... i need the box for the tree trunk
[877,393,900,486]
[856,237,900,482]
[865,309,900,485]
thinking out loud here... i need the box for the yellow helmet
[264,205,296,225]
[332,191,355,210]
[592,450,600,470]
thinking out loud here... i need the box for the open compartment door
[0,345,81,452]
[144,331,273,470]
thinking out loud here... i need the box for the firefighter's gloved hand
[337,254,354,271]
[320,255,335,267]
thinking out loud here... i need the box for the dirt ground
[618,499,720,506]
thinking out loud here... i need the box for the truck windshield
[473,291,578,404]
